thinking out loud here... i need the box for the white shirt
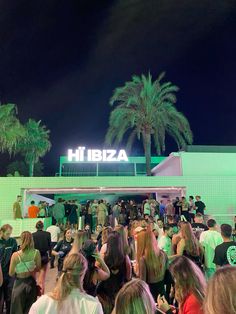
[200,230,223,268]
[29,289,103,314]
[158,235,172,256]
[46,225,61,242]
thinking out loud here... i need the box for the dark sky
[0,0,236,175]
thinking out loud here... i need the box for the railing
[55,171,147,177]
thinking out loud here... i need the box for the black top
[195,201,206,214]
[53,239,73,259]
[32,230,51,255]
[213,241,236,266]
[0,237,18,277]
[191,223,208,240]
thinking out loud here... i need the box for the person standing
[97,200,107,226]
[68,200,78,229]
[194,196,206,215]
[0,224,18,314]
[28,201,39,218]
[9,231,41,314]
[52,198,65,227]
[158,224,174,257]
[46,221,61,269]
[181,197,190,222]
[213,224,236,267]
[52,229,73,279]
[32,221,51,294]
[13,195,22,219]
[199,219,223,279]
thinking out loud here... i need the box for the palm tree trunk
[29,160,34,177]
[142,132,152,176]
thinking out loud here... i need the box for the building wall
[181,152,236,176]
[0,176,235,226]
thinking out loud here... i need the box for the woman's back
[15,249,38,275]
[29,289,103,314]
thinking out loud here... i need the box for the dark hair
[207,219,216,228]
[221,224,232,238]
[167,215,174,222]
[63,228,71,239]
[30,200,35,205]
[36,221,44,230]
[189,196,194,200]
[105,231,124,270]
[163,224,173,232]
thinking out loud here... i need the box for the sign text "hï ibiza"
[67,147,128,162]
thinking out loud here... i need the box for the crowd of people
[0,195,235,313]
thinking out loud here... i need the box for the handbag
[17,252,42,296]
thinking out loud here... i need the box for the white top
[200,230,223,268]
[46,225,61,242]
[158,235,172,257]
[29,289,103,314]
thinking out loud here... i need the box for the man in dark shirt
[0,224,17,314]
[32,221,51,294]
[191,213,208,240]
[194,195,206,215]
[214,224,236,267]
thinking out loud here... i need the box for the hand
[92,252,103,262]
[157,295,171,313]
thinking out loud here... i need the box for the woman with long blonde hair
[115,225,130,256]
[29,253,103,314]
[112,279,156,314]
[158,256,206,314]
[139,228,168,300]
[9,231,41,314]
[204,266,236,314]
[176,222,203,268]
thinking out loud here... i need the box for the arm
[0,265,3,287]
[35,250,41,271]
[125,255,132,281]
[93,253,110,281]
[176,239,185,256]
[9,253,18,277]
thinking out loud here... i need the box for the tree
[0,103,25,154]
[105,73,193,175]
[7,160,44,176]
[17,119,51,177]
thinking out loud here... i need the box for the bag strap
[17,252,31,272]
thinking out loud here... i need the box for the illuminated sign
[68,147,128,162]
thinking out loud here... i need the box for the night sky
[0,0,236,175]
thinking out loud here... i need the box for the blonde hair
[50,253,87,302]
[20,231,34,251]
[204,266,236,314]
[112,279,156,314]
[115,225,130,255]
[144,228,166,280]
[170,256,206,310]
[181,222,200,256]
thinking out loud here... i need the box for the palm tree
[105,73,193,175]
[0,103,25,154]
[17,119,51,177]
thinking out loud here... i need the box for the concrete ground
[45,267,58,293]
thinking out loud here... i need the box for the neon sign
[68,147,128,162]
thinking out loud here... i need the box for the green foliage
[17,119,51,176]
[0,103,25,154]
[6,160,44,177]
[105,73,193,175]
